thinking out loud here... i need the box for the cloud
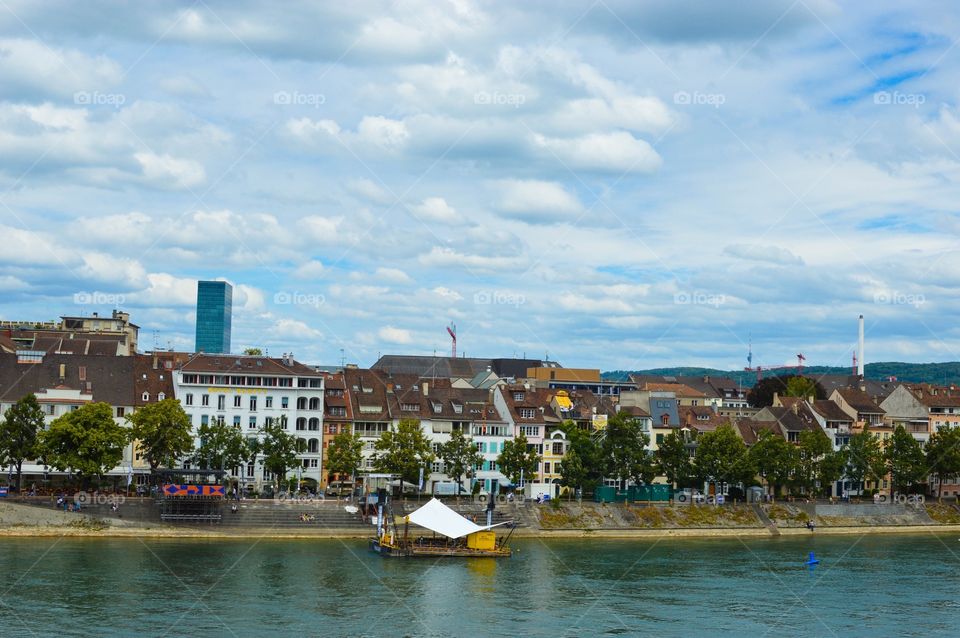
[134,152,206,189]
[378,325,412,344]
[292,260,325,279]
[724,244,805,266]
[532,131,662,173]
[493,179,583,221]
[408,197,460,224]
[346,178,393,204]
[0,38,121,100]
[269,318,322,339]
[373,267,412,283]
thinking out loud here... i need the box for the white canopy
[406,498,509,539]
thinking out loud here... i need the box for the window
[327,424,338,434]
[249,396,257,411]
[328,406,346,417]
[656,433,664,444]
[266,396,273,408]
[519,426,539,437]
[297,397,307,410]
[185,394,194,406]
[158,393,165,401]
[308,418,320,431]
[116,407,125,418]
[296,418,306,431]
[234,395,241,408]
[202,395,210,407]
[201,415,209,426]
[513,392,525,401]
[249,416,257,429]
[217,395,225,411]
[265,417,274,427]
[281,397,289,409]
[544,462,551,474]
[142,392,150,402]
[661,414,669,425]
[401,403,419,411]
[519,408,536,419]
[552,442,563,455]
[309,398,321,410]
[246,463,255,477]
[233,416,241,428]
[47,405,55,415]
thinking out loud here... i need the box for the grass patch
[538,508,604,529]
[926,503,960,524]
[767,504,809,524]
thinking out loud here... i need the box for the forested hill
[602,362,960,386]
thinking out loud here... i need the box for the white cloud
[346,178,393,204]
[532,131,662,173]
[0,38,122,99]
[269,318,322,339]
[292,260,326,279]
[431,286,463,301]
[134,152,206,189]
[408,196,460,224]
[378,325,413,344]
[374,267,412,283]
[357,115,409,148]
[724,244,804,266]
[494,179,583,221]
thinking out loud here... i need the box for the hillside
[602,362,960,386]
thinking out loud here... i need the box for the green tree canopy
[260,419,302,488]
[845,426,885,494]
[195,419,249,474]
[601,412,654,487]
[243,348,263,356]
[558,421,603,495]
[38,402,129,486]
[126,398,193,472]
[325,430,363,484]
[926,426,960,499]
[656,430,695,489]
[0,394,44,491]
[794,429,834,495]
[747,374,826,408]
[748,430,797,498]
[497,432,540,487]
[373,418,434,485]
[785,376,818,400]
[886,424,926,496]
[693,424,755,488]
[438,428,483,495]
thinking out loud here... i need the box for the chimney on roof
[703,375,709,383]
[422,381,429,397]
[58,363,65,383]
[791,402,798,415]
[152,355,158,370]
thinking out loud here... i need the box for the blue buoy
[805,551,820,566]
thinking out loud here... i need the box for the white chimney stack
[858,314,865,377]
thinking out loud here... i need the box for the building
[0,309,140,356]
[172,352,324,491]
[320,370,353,487]
[194,281,232,354]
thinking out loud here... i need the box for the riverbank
[4,500,960,540]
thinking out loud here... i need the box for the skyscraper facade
[195,280,232,354]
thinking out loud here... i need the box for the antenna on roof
[447,323,457,358]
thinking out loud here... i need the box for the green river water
[0,534,956,637]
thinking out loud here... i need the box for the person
[507,492,514,503]
[806,520,816,531]
[231,503,238,514]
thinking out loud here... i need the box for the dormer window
[158,392,166,401]
[519,408,536,419]
[142,392,150,402]
[401,403,419,412]
[452,402,463,414]
[432,401,442,414]
[513,392,525,401]
[661,414,669,425]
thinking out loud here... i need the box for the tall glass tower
[195,280,232,353]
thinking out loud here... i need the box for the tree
[38,402,129,486]
[195,419,249,474]
[373,418,434,486]
[845,426,886,497]
[438,428,483,496]
[926,426,960,499]
[559,422,603,496]
[601,412,654,488]
[260,418,302,490]
[243,348,263,356]
[748,430,797,499]
[886,424,926,497]
[497,432,541,487]
[656,430,695,490]
[693,424,754,490]
[0,394,44,491]
[747,374,826,408]
[325,430,363,486]
[785,376,818,400]
[795,430,833,495]
[817,449,847,498]
[126,398,193,472]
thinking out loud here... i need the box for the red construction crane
[745,353,806,381]
[446,323,457,358]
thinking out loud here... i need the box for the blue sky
[1,1,959,371]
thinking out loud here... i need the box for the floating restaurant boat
[370,497,513,558]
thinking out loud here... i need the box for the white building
[173,353,324,491]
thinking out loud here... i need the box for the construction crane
[745,351,806,381]
[446,323,457,358]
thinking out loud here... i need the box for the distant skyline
[1,2,960,370]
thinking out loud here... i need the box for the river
[0,533,956,637]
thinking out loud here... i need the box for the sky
[1,1,959,371]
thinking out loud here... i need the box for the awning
[405,498,510,539]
